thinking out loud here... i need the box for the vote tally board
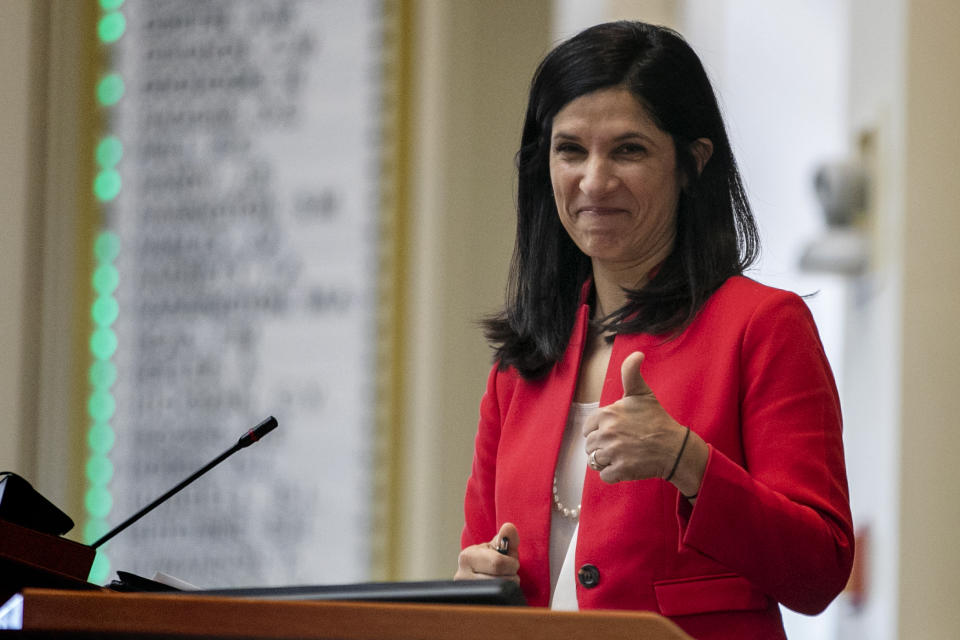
[99,0,385,586]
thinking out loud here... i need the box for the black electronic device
[0,472,74,536]
[199,579,527,606]
[108,573,526,606]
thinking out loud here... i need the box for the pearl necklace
[552,473,581,519]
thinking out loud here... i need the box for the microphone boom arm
[90,416,278,550]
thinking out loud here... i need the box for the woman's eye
[553,143,584,155]
[616,143,646,155]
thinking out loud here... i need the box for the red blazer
[462,277,854,639]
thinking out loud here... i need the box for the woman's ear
[690,138,714,176]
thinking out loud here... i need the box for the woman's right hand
[454,522,520,583]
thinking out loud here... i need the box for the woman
[455,21,854,639]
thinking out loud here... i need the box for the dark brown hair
[484,21,760,379]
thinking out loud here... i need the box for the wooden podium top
[0,519,97,603]
[3,588,693,639]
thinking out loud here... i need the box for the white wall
[837,1,907,637]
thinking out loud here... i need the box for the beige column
[898,2,960,637]
[0,0,47,478]
[397,0,552,579]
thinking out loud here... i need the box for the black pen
[496,536,510,555]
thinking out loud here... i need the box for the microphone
[90,416,279,549]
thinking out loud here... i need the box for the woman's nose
[579,158,618,196]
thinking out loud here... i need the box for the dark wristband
[664,426,691,483]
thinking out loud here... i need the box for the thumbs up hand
[583,352,698,487]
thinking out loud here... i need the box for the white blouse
[548,401,597,610]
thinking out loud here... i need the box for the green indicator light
[83,519,110,545]
[94,231,121,262]
[94,168,122,202]
[87,391,116,422]
[95,136,123,168]
[88,423,116,454]
[99,0,125,10]
[89,360,118,389]
[96,74,124,106]
[88,550,111,585]
[97,12,126,44]
[92,296,119,327]
[92,264,119,295]
[85,486,113,518]
[86,455,114,485]
[90,327,118,360]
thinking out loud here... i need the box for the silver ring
[589,449,605,471]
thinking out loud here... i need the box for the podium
[3,588,694,639]
[0,519,96,602]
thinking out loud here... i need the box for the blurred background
[1,1,957,638]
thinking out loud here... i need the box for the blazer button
[577,563,600,588]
